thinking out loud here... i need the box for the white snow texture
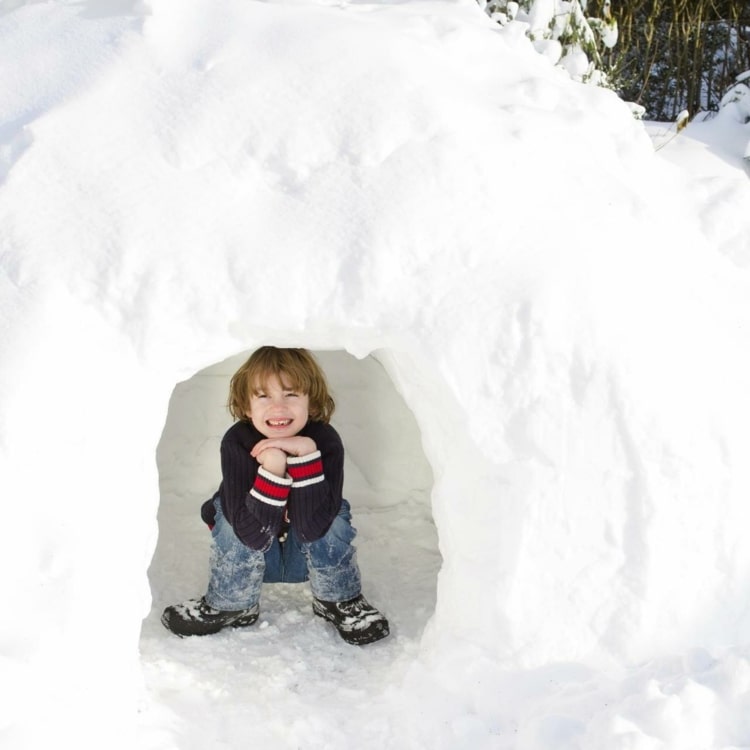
[1,1,750,749]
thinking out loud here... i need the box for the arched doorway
[140,348,440,744]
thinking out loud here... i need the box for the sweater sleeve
[220,427,289,551]
[286,424,344,543]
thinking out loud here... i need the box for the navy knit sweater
[201,420,345,551]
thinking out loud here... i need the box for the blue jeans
[205,497,362,611]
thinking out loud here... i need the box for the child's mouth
[267,419,292,427]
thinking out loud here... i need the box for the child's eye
[285,392,298,398]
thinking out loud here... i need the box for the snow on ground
[2,1,750,749]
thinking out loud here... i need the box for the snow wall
[2,1,750,747]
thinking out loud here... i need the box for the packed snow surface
[1,0,750,748]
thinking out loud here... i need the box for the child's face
[245,373,310,439]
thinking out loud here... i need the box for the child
[161,346,389,645]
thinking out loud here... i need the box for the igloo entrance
[140,349,439,713]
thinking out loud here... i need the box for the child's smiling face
[245,373,310,438]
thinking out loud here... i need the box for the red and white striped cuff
[250,466,292,507]
[287,450,325,488]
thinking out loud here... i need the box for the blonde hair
[228,347,335,423]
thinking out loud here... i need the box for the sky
[1,1,750,748]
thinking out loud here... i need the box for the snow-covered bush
[720,69,750,123]
[481,0,618,85]
[720,70,750,162]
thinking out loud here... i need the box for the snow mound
[2,1,750,748]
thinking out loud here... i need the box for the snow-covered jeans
[205,496,362,611]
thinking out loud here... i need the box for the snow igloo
[3,1,750,748]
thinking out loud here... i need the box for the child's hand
[251,436,317,458]
[254,446,288,477]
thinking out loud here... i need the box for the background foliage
[483,0,750,121]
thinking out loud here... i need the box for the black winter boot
[312,594,389,645]
[161,597,259,637]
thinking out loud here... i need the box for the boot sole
[161,607,259,637]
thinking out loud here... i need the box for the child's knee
[326,504,358,548]
[305,506,357,567]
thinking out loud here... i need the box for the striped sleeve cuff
[250,467,292,507]
[287,450,325,488]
